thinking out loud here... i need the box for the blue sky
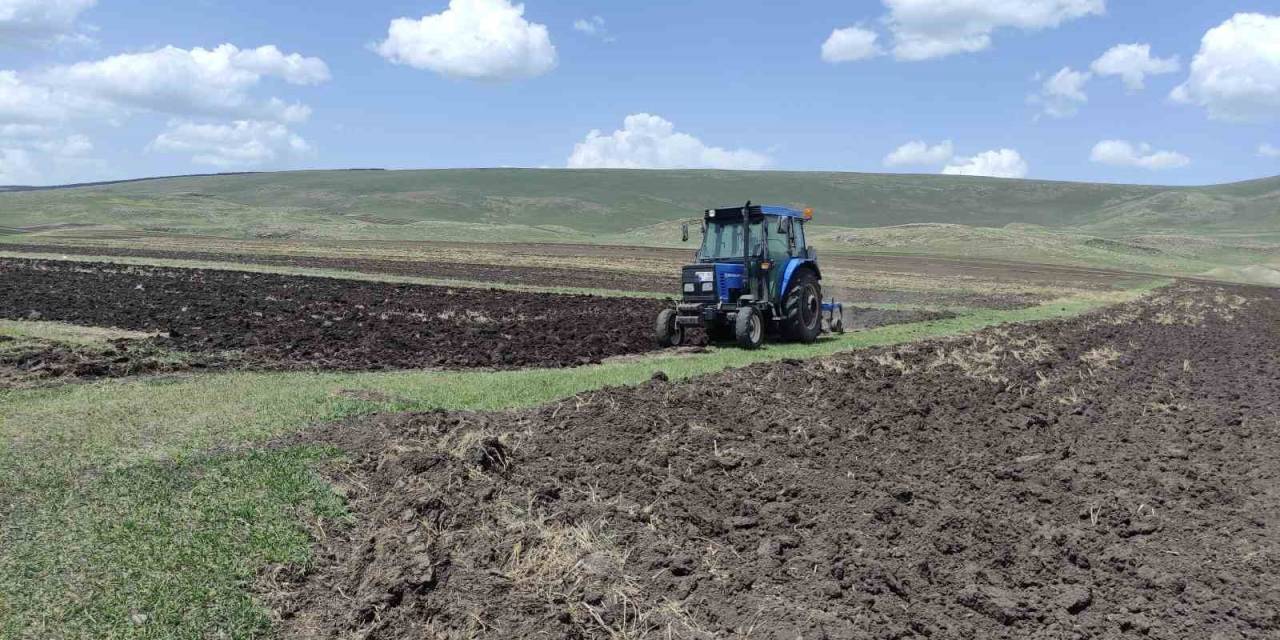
[1,0,1278,186]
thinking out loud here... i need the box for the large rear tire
[734,306,764,349]
[655,309,683,347]
[783,269,822,343]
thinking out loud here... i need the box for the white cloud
[884,0,1105,61]
[1256,143,1279,158]
[376,0,556,81]
[0,147,35,183]
[32,133,91,156]
[150,120,310,168]
[1030,66,1091,118]
[0,0,95,45]
[1171,13,1280,122]
[0,70,85,122]
[1089,140,1189,170]
[883,139,953,167]
[573,15,613,41]
[942,148,1028,178]
[1090,43,1178,91]
[43,44,328,123]
[567,113,770,170]
[0,123,48,137]
[821,26,883,63]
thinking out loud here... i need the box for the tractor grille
[681,265,717,303]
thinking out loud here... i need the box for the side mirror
[777,217,789,234]
[681,223,689,242]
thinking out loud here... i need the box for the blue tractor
[656,202,844,349]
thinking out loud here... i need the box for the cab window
[766,223,789,259]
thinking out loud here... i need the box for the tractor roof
[704,204,811,221]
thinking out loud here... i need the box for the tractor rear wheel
[783,269,822,343]
[734,307,764,349]
[655,309,684,347]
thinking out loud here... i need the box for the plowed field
[0,258,665,371]
[277,283,1280,639]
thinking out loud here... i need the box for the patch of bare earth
[0,258,666,372]
[271,282,1280,639]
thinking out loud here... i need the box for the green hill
[2,169,1278,239]
[1,169,1277,284]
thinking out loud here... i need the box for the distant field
[3,168,1279,237]
[2,168,1278,284]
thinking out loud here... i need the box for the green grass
[0,447,346,640]
[0,281,1163,639]
[0,319,157,346]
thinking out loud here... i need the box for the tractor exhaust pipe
[742,200,752,298]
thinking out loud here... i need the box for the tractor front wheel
[655,309,684,347]
[783,269,822,343]
[734,307,764,349]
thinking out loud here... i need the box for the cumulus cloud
[376,0,556,81]
[42,44,328,123]
[1171,13,1280,122]
[884,0,1105,61]
[0,70,91,122]
[1030,66,1090,118]
[150,119,310,168]
[883,139,953,167]
[941,149,1028,178]
[1089,140,1189,170]
[0,0,96,46]
[1090,43,1179,91]
[1257,143,1279,158]
[821,26,883,63]
[567,113,770,170]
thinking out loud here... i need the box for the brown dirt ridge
[273,282,1279,639]
[0,258,665,372]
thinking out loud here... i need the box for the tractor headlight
[701,282,714,292]
[695,271,714,283]
[683,283,695,293]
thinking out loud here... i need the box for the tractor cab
[656,202,843,349]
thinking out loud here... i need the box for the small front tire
[734,306,764,349]
[655,309,684,347]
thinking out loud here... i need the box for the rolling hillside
[1,169,1277,284]
[1,169,1278,239]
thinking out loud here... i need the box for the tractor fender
[780,258,821,296]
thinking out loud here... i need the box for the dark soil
[0,258,666,371]
[275,283,1280,639]
[844,306,957,330]
[826,285,1043,311]
[0,243,677,294]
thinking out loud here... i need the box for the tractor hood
[682,263,745,304]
